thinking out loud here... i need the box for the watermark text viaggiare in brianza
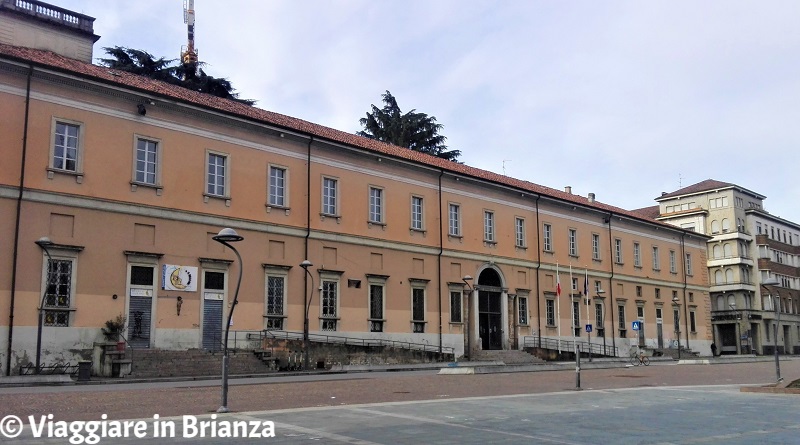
[0,414,276,443]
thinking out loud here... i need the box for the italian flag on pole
[556,264,562,297]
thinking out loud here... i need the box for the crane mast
[181,0,198,75]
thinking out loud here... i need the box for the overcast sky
[56,1,800,223]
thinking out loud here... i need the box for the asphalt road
[0,360,798,444]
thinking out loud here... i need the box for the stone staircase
[472,349,546,365]
[128,349,273,378]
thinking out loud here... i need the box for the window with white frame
[515,217,526,248]
[546,298,555,326]
[268,165,287,207]
[484,211,495,242]
[322,177,338,215]
[633,242,641,267]
[543,223,553,251]
[518,296,529,325]
[41,256,76,327]
[369,186,384,223]
[448,203,461,236]
[450,290,462,323]
[411,285,426,333]
[669,250,677,273]
[206,151,228,197]
[685,253,693,275]
[569,229,578,256]
[320,278,339,331]
[134,137,160,186]
[614,238,623,263]
[652,246,660,271]
[368,282,385,332]
[411,196,424,230]
[265,273,286,330]
[592,233,601,260]
[51,119,82,173]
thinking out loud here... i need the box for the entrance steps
[128,349,272,378]
[471,349,545,365]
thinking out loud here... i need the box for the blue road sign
[585,324,592,333]
[632,321,642,331]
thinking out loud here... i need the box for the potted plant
[101,314,127,351]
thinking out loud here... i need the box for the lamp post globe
[211,228,244,413]
[300,260,314,370]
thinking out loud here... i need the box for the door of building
[478,290,502,350]
[127,265,155,349]
[201,270,225,351]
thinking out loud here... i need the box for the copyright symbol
[0,415,23,438]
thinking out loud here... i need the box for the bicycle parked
[630,351,650,366]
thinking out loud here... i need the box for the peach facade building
[0,1,711,376]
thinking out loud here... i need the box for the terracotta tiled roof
[655,179,735,200]
[0,43,698,231]
[630,205,660,220]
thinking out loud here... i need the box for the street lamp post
[462,275,474,361]
[672,295,681,360]
[300,260,314,370]
[212,228,244,413]
[760,277,782,382]
[34,237,55,375]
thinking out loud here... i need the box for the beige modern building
[0,0,711,376]
[639,179,799,355]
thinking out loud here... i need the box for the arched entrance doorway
[477,268,503,350]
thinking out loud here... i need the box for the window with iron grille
[673,309,680,333]
[412,287,425,333]
[618,305,626,330]
[518,297,528,325]
[411,196,423,230]
[321,280,338,318]
[369,284,384,332]
[265,275,285,330]
[572,301,580,336]
[44,259,73,326]
[595,303,603,332]
[450,291,462,323]
[322,177,337,215]
[546,299,555,326]
[268,166,286,207]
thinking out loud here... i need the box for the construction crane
[181,0,198,76]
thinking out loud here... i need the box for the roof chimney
[661,192,667,196]
[588,193,595,203]
[565,186,572,194]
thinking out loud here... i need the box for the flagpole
[585,268,591,361]
[556,263,561,354]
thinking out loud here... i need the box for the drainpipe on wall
[437,169,444,355]
[534,195,542,348]
[606,212,616,355]
[304,136,313,260]
[6,65,33,376]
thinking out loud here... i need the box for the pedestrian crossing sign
[632,321,642,331]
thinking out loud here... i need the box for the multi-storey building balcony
[710,281,756,294]
[710,309,762,322]
[708,254,754,268]
[714,228,753,243]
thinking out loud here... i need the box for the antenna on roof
[502,160,511,176]
[679,173,682,188]
[181,0,198,78]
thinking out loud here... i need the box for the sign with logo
[585,324,592,333]
[162,265,198,292]
[632,321,642,331]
